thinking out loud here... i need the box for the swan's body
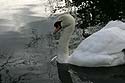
[54,14,125,67]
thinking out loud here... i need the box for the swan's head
[53,14,75,63]
[53,14,75,34]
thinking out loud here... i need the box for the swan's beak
[53,26,61,34]
[53,21,62,34]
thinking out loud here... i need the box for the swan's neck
[57,25,75,63]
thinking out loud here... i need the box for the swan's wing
[75,27,125,54]
[102,20,123,29]
[68,27,125,67]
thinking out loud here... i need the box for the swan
[53,14,125,67]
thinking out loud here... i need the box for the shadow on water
[69,64,125,83]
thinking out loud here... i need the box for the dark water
[70,64,125,83]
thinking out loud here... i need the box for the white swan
[53,14,125,67]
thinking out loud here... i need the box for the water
[0,0,59,83]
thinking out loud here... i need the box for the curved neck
[57,25,75,63]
